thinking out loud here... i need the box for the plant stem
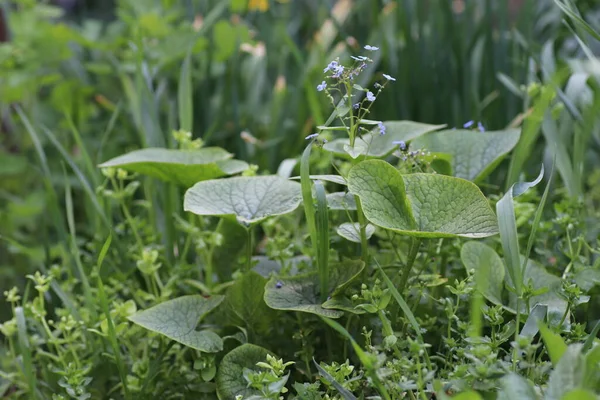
[245,226,253,272]
[397,237,421,293]
[355,196,370,264]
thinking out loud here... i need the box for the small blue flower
[324,60,338,73]
[366,91,376,102]
[276,281,284,289]
[305,133,319,140]
[463,120,475,128]
[353,103,360,110]
[477,122,485,132]
[317,81,327,91]
[364,45,379,51]
[382,73,396,81]
[378,121,386,135]
[332,65,345,78]
[393,140,407,151]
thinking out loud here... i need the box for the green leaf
[411,129,521,181]
[451,392,483,400]
[497,373,537,400]
[184,175,302,225]
[539,322,568,366]
[496,166,544,295]
[216,344,271,400]
[290,174,347,185]
[128,295,224,352]
[337,223,375,243]
[264,260,364,317]
[323,121,445,158]
[313,360,357,400]
[546,344,586,400]
[99,148,248,187]
[327,192,357,210]
[223,272,275,336]
[348,160,498,238]
[520,304,548,338]
[211,218,249,281]
[460,241,505,306]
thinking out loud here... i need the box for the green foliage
[1,0,600,399]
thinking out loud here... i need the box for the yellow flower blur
[248,0,269,12]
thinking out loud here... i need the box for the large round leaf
[184,175,302,225]
[99,147,248,187]
[216,344,271,400]
[128,295,224,352]
[411,129,521,182]
[347,160,498,238]
[323,121,446,159]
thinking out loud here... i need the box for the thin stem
[355,197,370,264]
[245,226,253,272]
[397,238,421,293]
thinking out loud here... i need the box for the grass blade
[15,307,36,399]
[178,51,193,132]
[313,359,357,400]
[315,180,329,302]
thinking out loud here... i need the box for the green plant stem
[397,238,421,293]
[245,226,253,272]
[355,197,370,264]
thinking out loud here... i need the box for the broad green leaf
[223,272,275,336]
[323,121,446,158]
[290,174,347,185]
[546,344,586,400]
[411,129,521,181]
[211,218,249,280]
[348,160,498,238]
[216,344,271,400]
[497,374,537,400]
[583,345,600,390]
[184,175,302,225]
[460,241,505,305]
[327,192,357,210]
[264,260,364,317]
[99,148,248,187]
[337,223,375,243]
[128,295,224,352]
[540,322,568,366]
[451,392,483,400]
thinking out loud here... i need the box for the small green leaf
[460,241,505,305]
[327,192,357,210]
[128,295,224,352]
[184,176,302,225]
[337,222,375,243]
[497,374,537,400]
[264,260,364,317]
[324,121,445,158]
[264,274,343,318]
[99,148,248,187]
[313,360,358,400]
[411,129,521,181]
[216,344,271,400]
[539,322,568,366]
[348,160,498,238]
[451,392,483,400]
[520,304,548,338]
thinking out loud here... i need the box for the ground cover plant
[1,0,600,399]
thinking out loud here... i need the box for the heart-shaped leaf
[347,160,498,238]
[337,222,375,243]
[461,241,505,305]
[323,121,446,158]
[184,175,302,225]
[216,344,271,400]
[264,260,364,317]
[99,147,249,187]
[411,129,521,181]
[128,295,224,352]
[327,192,357,210]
